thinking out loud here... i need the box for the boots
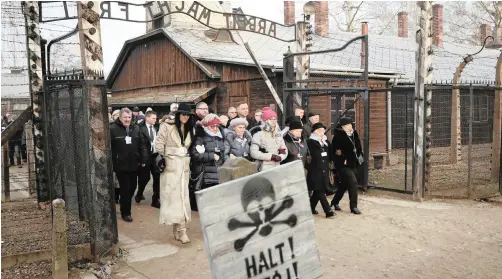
[173,224,180,241]
[174,223,190,244]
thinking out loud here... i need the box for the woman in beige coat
[155,104,195,244]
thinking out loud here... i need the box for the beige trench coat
[155,120,192,225]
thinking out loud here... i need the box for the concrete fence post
[52,199,68,279]
[218,157,258,183]
[25,121,36,197]
[3,143,10,202]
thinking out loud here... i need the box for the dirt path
[112,192,502,279]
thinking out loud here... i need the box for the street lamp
[303,1,316,21]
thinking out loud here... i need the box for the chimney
[480,24,492,44]
[315,1,329,37]
[361,22,368,69]
[397,12,408,38]
[284,1,295,25]
[432,4,443,47]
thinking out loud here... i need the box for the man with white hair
[110,108,149,222]
[167,103,179,120]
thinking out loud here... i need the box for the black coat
[331,128,363,170]
[189,126,227,186]
[306,138,332,191]
[110,119,149,173]
[282,133,309,166]
[138,121,158,162]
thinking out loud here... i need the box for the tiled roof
[163,26,500,82]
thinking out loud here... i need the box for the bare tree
[443,1,501,45]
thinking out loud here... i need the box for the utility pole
[413,1,433,201]
[22,1,48,206]
[77,1,117,259]
[296,19,313,115]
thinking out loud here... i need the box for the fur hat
[340,117,353,126]
[229,117,249,128]
[176,103,193,115]
[311,122,326,133]
[262,108,278,121]
[289,120,303,130]
[132,106,140,112]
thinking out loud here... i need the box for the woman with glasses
[155,103,195,244]
[250,107,288,172]
[189,114,227,209]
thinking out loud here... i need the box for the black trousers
[137,158,160,202]
[8,143,21,166]
[332,167,358,209]
[115,171,138,217]
[310,188,331,214]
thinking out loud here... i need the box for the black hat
[285,115,301,126]
[289,120,303,130]
[176,103,193,115]
[308,112,320,118]
[132,106,140,112]
[311,122,326,133]
[340,117,353,126]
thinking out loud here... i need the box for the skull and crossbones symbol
[228,176,297,252]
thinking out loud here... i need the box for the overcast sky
[1,1,297,76]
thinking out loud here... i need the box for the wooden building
[107,28,399,158]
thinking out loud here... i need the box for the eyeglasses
[208,125,219,128]
[197,107,209,110]
[267,118,277,121]
[229,111,237,114]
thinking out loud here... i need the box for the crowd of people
[109,101,364,244]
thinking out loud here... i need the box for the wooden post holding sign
[196,161,322,279]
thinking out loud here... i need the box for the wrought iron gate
[42,72,118,260]
[282,35,371,187]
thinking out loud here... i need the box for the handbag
[326,162,337,196]
[154,153,165,173]
[189,164,205,191]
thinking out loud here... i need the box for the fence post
[25,121,37,197]
[3,144,10,202]
[52,199,68,279]
[218,157,258,183]
[468,85,473,198]
[492,53,502,181]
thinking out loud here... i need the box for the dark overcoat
[306,138,332,191]
[331,128,363,170]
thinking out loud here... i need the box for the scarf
[346,130,354,137]
[310,133,328,147]
[203,127,223,138]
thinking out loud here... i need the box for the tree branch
[347,1,364,32]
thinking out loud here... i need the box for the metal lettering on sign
[39,1,297,42]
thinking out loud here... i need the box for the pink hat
[262,107,278,121]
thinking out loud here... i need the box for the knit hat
[262,108,278,121]
[176,103,193,115]
[308,111,320,118]
[340,117,353,126]
[229,117,249,128]
[311,122,326,133]
[289,120,303,130]
[133,106,140,112]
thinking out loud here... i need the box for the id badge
[321,152,327,157]
[214,147,220,153]
[125,136,132,144]
[243,153,248,157]
[297,154,303,159]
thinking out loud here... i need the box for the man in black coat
[110,108,149,222]
[331,117,363,215]
[135,111,161,208]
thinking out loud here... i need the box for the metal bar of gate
[404,92,409,191]
[468,85,473,198]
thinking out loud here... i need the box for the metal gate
[282,35,371,187]
[42,72,118,261]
